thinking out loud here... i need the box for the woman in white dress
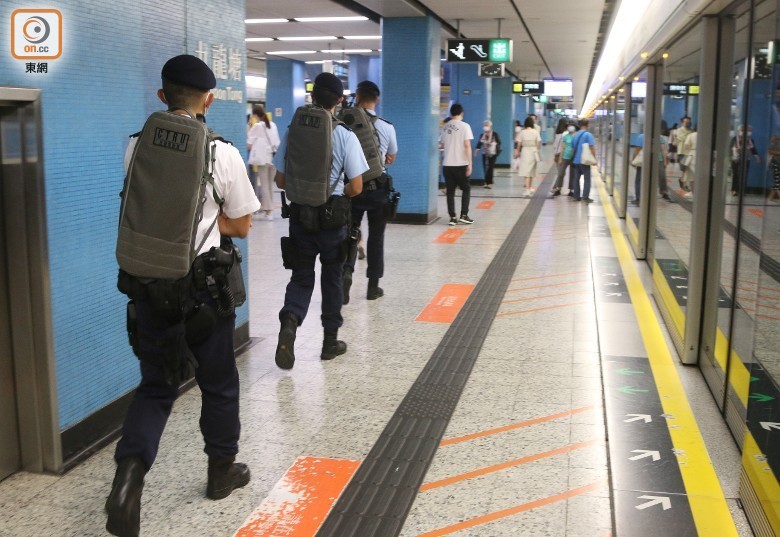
[247,105,280,220]
[514,116,542,197]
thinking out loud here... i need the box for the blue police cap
[357,80,380,96]
[314,72,343,96]
[161,55,217,90]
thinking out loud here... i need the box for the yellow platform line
[596,177,738,536]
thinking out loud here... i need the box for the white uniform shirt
[441,119,474,166]
[125,136,260,255]
[247,121,280,165]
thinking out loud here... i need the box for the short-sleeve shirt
[571,130,596,164]
[634,133,668,162]
[562,132,574,160]
[124,136,260,255]
[365,109,398,166]
[273,124,368,197]
[440,119,474,166]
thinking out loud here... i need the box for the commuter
[682,126,698,199]
[512,119,522,171]
[629,124,671,205]
[668,122,678,163]
[515,116,542,197]
[342,80,398,303]
[474,120,501,189]
[676,116,694,191]
[730,125,761,197]
[530,114,542,137]
[107,55,259,537]
[247,104,280,220]
[272,73,368,370]
[769,135,780,201]
[246,111,260,214]
[570,118,598,203]
[441,103,475,226]
[551,120,576,196]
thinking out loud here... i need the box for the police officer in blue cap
[106,55,259,537]
[273,73,368,369]
[342,80,398,303]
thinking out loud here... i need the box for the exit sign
[447,38,513,63]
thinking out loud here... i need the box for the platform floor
[0,153,755,536]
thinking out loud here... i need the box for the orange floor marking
[416,284,475,323]
[433,228,466,244]
[476,200,495,209]
[440,406,595,446]
[501,290,587,305]
[234,456,359,537]
[496,301,586,318]
[421,440,598,491]
[748,208,764,218]
[505,279,589,293]
[417,482,606,537]
[511,270,589,283]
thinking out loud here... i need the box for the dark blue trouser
[344,189,386,280]
[280,221,347,332]
[115,295,240,470]
[573,163,592,200]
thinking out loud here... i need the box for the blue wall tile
[491,78,514,166]
[266,59,306,140]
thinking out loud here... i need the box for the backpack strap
[193,136,224,257]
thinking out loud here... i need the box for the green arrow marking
[617,368,644,376]
[750,376,760,383]
[749,393,775,403]
[618,386,649,395]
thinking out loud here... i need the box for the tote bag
[580,143,597,166]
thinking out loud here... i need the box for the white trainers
[523,189,530,197]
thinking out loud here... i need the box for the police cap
[314,72,343,96]
[161,55,217,90]
[357,80,380,96]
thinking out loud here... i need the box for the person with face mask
[552,121,577,196]
[512,120,522,172]
[474,120,502,189]
[676,116,694,191]
[730,125,761,197]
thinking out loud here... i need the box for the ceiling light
[634,76,639,81]
[662,52,669,59]
[267,50,317,55]
[245,18,288,24]
[305,60,327,64]
[641,51,649,58]
[278,36,337,41]
[321,49,372,54]
[245,37,273,42]
[343,36,382,40]
[619,88,625,93]
[295,16,368,22]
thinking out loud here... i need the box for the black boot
[275,312,298,370]
[342,268,353,305]
[321,330,347,360]
[206,456,250,500]
[367,278,384,300]
[105,457,146,537]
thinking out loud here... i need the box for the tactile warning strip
[315,173,555,537]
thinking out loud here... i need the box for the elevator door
[0,105,22,481]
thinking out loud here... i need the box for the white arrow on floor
[761,422,780,431]
[635,495,672,511]
[624,414,652,423]
[629,450,661,461]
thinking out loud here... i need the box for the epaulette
[376,117,393,125]
[129,131,141,139]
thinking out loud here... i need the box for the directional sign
[635,495,672,511]
[624,414,653,423]
[629,450,661,462]
[750,393,775,403]
[512,81,543,95]
[618,386,649,395]
[479,63,506,78]
[447,38,513,63]
[617,368,644,376]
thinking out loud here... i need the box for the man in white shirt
[440,103,474,226]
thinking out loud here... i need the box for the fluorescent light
[294,16,368,22]
[320,49,372,54]
[305,60,327,64]
[245,18,288,24]
[342,35,381,40]
[267,50,317,55]
[245,37,273,42]
[334,60,350,63]
[278,36,337,41]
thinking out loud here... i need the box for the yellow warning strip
[742,433,780,531]
[626,213,639,248]
[596,177,738,536]
[651,260,685,337]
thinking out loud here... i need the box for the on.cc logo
[11,9,62,60]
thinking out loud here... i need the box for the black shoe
[448,217,458,226]
[106,457,146,537]
[572,197,581,201]
[275,313,298,370]
[357,246,366,260]
[662,193,672,201]
[458,214,474,224]
[321,331,347,360]
[582,198,594,203]
[206,457,250,500]
[342,269,353,305]
[552,189,561,197]
[367,278,384,300]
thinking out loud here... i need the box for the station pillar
[491,77,515,167]
[266,59,306,132]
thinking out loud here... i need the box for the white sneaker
[523,189,531,197]
[684,192,693,199]
[262,213,274,221]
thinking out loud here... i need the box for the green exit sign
[489,39,511,62]
[446,38,513,63]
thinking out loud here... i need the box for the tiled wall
[0,0,248,430]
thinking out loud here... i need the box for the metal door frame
[636,63,664,261]
[614,84,631,219]
[0,87,61,473]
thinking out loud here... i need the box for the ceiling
[246,0,610,107]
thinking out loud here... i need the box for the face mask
[567,126,576,133]
[483,126,491,132]
[515,126,521,133]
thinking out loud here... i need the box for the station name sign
[663,83,700,96]
[447,38,513,63]
[512,81,543,95]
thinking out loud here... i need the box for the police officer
[273,73,368,369]
[343,80,398,303]
[106,55,260,537]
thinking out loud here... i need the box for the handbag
[247,125,273,166]
[533,150,542,163]
[631,150,644,167]
[581,143,597,166]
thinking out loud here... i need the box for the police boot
[206,456,251,500]
[367,278,384,300]
[105,457,146,537]
[342,268,353,305]
[321,331,347,361]
[275,312,298,370]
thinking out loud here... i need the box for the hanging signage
[543,79,573,97]
[479,63,506,78]
[512,81,543,95]
[447,38,513,63]
[663,83,699,96]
